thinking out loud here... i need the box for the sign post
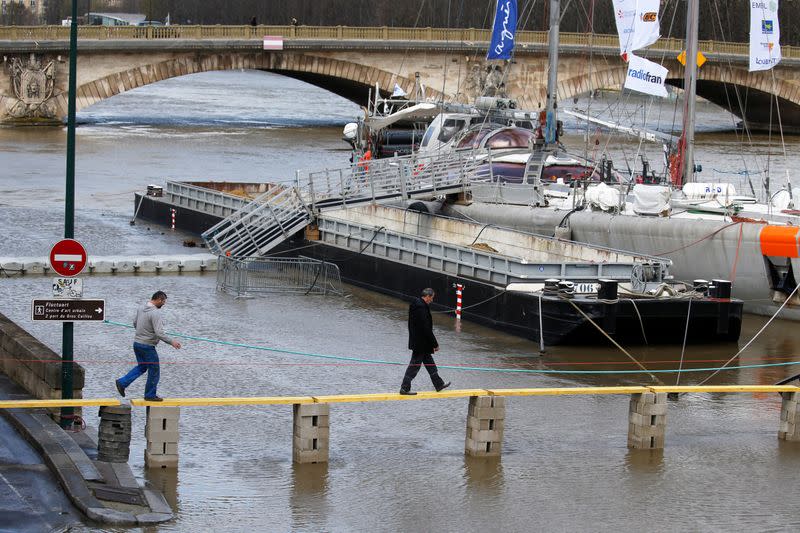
[57,0,79,429]
[50,238,87,429]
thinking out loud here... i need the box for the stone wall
[0,311,85,403]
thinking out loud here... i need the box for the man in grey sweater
[115,291,181,401]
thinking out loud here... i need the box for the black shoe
[436,382,451,392]
[399,389,417,396]
[144,396,163,402]
[115,380,125,397]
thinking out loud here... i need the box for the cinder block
[146,406,180,419]
[491,396,505,408]
[782,400,797,420]
[145,451,178,468]
[466,427,503,442]
[468,405,505,419]
[467,416,493,431]
[629,422,665,439]
[146,417,179,433]
[293,403,330,417]
[293,424,330,440]
[292,448,329,464]
[294,414,329,429]
[293,436,329,451]
[471,396,493,407]
[145,427,179,442]
[465,438,502,456]
[628,412,666,427]
[146,441,179,456]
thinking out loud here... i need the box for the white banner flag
[749,1,781,71]
[612,0,661,57]
[624,53,668,97]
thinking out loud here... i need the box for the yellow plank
[312,389,489,403]
[130,396,315,407]
[0,398,121,409]
[486,387,651,396]
[648,385,800,394]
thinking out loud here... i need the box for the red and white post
[170,208,176,230]
[455,283,464,320]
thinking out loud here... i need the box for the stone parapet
[0,311,85,419]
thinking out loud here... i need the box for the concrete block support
[628,392,667,449]
[779,392,800,441]
[145,406,180,468]
[465,396,505,457]
[97,405,132,463]
[293,403,329,464]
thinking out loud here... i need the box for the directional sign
[49,239,87,277]
[31,299,105,321]
[677,50,707,68]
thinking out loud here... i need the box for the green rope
[103,320,800,376]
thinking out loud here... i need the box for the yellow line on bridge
[1,386,798,409]
[648,385,800,393]
[130,396,317,407]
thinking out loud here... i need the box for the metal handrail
[201,148,483,258]
[1,25,791,59]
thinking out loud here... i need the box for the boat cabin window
[484,128,534,149]
[438,119,467,143]
[457,128,493,149]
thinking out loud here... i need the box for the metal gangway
[201,149,489,258]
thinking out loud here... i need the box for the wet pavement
[0,382,80,533]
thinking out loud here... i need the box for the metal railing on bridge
[1,25,794,59]
[201,148,483,258]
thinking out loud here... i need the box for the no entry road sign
[31,299,105,321]
[49,239,87,277]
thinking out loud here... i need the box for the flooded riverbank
[1,70,799,531]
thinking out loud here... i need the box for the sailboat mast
[545,0,560,144]
[682,0,700,183]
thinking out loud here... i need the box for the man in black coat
[400,288,451,395]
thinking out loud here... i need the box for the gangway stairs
[202,149,486,258]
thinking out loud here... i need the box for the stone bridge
[1,25,800,131]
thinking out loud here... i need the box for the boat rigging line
[99,320,800,377]
[561,297,660,383]
[696,283,800,387]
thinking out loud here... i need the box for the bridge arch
[63,53,443,116]
[549,61,800,133]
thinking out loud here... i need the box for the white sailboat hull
[443,203,800,320]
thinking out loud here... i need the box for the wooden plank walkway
[1,385,798,409]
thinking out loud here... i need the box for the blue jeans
[118,342,160,398]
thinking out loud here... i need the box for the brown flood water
[1,71,799,531]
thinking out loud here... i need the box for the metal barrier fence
[216,256,343,297]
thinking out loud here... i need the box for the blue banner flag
[487,0,518,60]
